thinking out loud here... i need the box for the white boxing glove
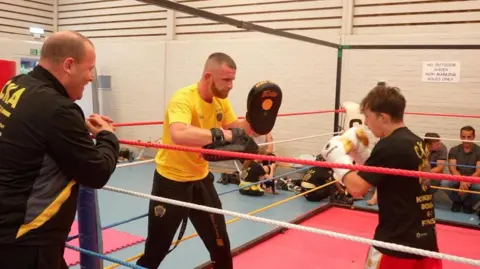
[320,136,354,183]
[340,126,371,165]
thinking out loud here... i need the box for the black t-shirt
[243,162,267,183]
[303,166,333,187]
[358,127,439,259]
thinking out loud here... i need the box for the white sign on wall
[76,82,94,116]
[422,61,460,83]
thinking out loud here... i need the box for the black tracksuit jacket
[0,65,119,246]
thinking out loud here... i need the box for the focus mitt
[245,80,282,135]
[202,128,259,162]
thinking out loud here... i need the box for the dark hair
[360,85,406,122]
[424,132,440,145]
[207,52,237,69]
[460,126,475,136]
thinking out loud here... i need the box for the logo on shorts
[216,112,223,122]
[154,205,166,217]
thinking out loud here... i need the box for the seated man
[238,149,276,196]
[299,155,354,204]
[424,132,448,192]
[441,126,480,213]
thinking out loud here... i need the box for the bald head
[40,31,94,64]
[38,31,96,101]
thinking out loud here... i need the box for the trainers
[330,191,353,205]
[451,201,462,212]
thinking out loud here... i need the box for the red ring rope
[113,121,164,127]
[118,139,480,184]
[112,109,480,128]
[112,109,342,127]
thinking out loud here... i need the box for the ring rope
[420,136,480,144]
[68,167,311,242]
[258,131,341,146]
[117,159,155,168]
[65,244,146,269]
[112,109,342,127]
[116,155,480,171]
[117,139,480,184]
[430,185,480,195]
[111,109,480,128]
[102,185,480,267]
[103,181,337,269]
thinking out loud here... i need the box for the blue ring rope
[65,244,147,269]
[431,161,480,169]
[66,165,311,242]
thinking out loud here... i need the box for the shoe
[451,201,462,212]
[463,203,474,214]
[330,191,353,205]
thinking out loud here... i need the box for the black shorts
[0,244,68,269]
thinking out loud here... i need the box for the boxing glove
[320,136,354,183]
[340,126,371,165]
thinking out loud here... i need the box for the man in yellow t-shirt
[137,53,252,269]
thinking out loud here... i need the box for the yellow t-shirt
[155,83,237,182]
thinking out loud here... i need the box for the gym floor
[70,162,480,269]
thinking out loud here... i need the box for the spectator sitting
[424,132,448,192]
[238,148,277,196]
[252,132,277,192]
[441,126,480,214]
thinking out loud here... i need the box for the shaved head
[203,52,237,73]
[40,31,94,64]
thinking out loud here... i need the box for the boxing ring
[63,0,480,268]
[63,109,480,269]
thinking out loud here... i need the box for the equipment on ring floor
[118,148,134,162]
[239,180,265,196]
[276,177,302,193]
[217,171,241,185]
[330,190,354,205]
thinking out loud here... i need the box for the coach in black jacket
[0,31,119,268]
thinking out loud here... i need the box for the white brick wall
[92,39,166,157]
[342,33,480,150]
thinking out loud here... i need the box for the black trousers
[0,244,68,269]
[137,171,232,269]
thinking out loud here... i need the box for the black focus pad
[245,80,282,135]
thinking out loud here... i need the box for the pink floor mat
[234,207,480,269]
[64,221,145,266]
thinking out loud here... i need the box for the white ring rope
[117,159,154,168]
[258,131,341,146]
[102,185,480,267]
[421,136,480,144]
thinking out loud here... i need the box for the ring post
[333,46,344,134]
[78,186,104,269]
